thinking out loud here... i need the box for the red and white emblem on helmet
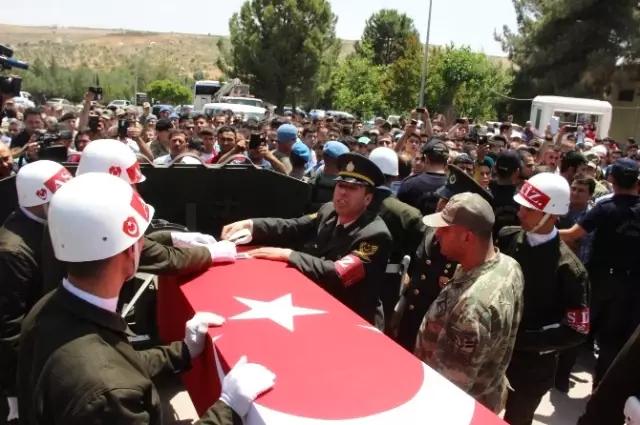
[518,181,550,210]
[35,188,47,200]
[126,161,143,183]
[43,167,73,195]
[130,191,150,221]
[122,216,140,238]
[109,166,122,177]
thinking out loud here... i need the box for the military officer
[498,173,589,425]
[367,147,425,330]
[0,160,72,424]
[222,153,392,328]
[40,139,237,295]
[18,173,275,424]
[392,165,494,352]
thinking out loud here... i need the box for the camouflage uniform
[414,251,524,413]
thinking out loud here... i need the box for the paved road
[159,351,595,425]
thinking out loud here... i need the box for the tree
[330,46,387,119]
[355,9,419,66]
[381,35,423,114]
[221,0,338,111]
[496,0,640,100]
[146,80,192,105]
[424,45,513,121]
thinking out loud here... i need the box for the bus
[193,80,222,111]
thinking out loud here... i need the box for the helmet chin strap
[530,213,551,234]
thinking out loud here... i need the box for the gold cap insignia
[449,174,456,185]
[346,161,355,172]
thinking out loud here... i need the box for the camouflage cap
[422,192,495,233]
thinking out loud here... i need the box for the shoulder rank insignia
[307,212,318,220]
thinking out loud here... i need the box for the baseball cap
[423,192,495,233]
[291,140,310,162]
[357,136,371,145]
[421,139,448,155]
[323,141,349,159]
[496,150,522,173]
[611,158,639,179]
[143,102,151,108]
[277,124,298,143]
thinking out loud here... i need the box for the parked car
[108,99,132,109]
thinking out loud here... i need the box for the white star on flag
[229,294,327,331]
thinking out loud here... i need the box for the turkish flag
[157,260,505,425]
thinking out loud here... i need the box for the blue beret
[291,140,310,162]
[169,113,179,119]
[277,124,298,143]
[323,141,349,159]
[160,106,172,113]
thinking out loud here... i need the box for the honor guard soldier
[367,147,425,330]
[222,153,392,329]
[0,161,72,424]
[498,173,590,425]
[40,139,237,294]
[560,158,640,389]
[392,165,494,351]
[17,173,275,425]
[490,150,522,237]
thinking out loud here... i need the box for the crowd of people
[1,89,640,425]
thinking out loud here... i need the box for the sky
[1,0,517,57]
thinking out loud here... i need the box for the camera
[0,45,28,97]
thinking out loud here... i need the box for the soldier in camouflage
[415,193,524,413]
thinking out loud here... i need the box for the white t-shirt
[153,154,202,165]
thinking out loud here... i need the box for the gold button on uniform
[413,289,420,295]
[420,274,426,280]
[409,305,415,311]
[426,259,431,265]
[445,264,451,269]
[313,244,318,248]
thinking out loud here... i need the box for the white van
[203,103,267,122]
[530,96,612,138]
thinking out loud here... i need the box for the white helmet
[16,160,73,207]
[48,173,155,262]
[368,147,399,177]
[514,172,570,215]
[77,139,146,184]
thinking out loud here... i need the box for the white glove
[6,397,18,421]
[171,232,217,247]
[184,312,225,358]
[219,356,275,417]
[207,240,237,263]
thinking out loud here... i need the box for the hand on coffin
[206,240,238,263]
[221,220,254,241]
[219,356,276,417]
[171,232,218,247]
[184,312,226,358]
[246,247,292,262]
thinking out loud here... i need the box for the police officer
[498,173,590,425]
[308,141,350,212]
[18,173,275,424]
[397,139,449,215]
[0,160,72,424]
[392,164,493,351]
[560,158,640,388]
[367,147,425,330]
[222,153,392,328]
[40,139,237,295]
[490,150,522,237]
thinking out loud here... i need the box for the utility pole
[418,0,434,108]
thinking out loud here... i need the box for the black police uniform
[308,171,337,213]
[369,186,425,330]
[577,192,640,388]
[251,153,392,328]
[489,180,520,237]
[497,227,589,425]
[393,165,494,352]
[397,140,449,216]
[0,208,45,419]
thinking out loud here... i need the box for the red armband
[565,308,590,334]
[334,254,366,287]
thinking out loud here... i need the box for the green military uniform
[415,193,524,413]
[0,208,46,402]
[415,251,524,413]
[369,187,424,330]
[17,287,240,425]
[309,171,337,212]
[394,165,494,351]
[251,153,392,328]
[41,226,213,294]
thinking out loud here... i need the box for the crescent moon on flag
[212,333,477,425]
